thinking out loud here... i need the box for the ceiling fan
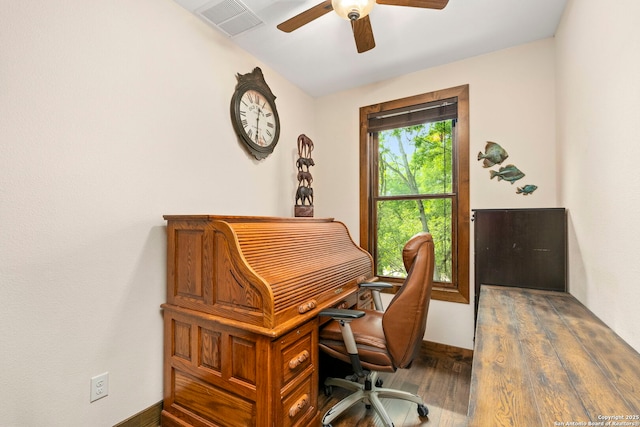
[277,0,449,54]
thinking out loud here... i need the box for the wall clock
[230,67,281,160]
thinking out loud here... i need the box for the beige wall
[4,0,638,425]
[0,1,315,425]
[315,38,558,350]
[556,0,640,352]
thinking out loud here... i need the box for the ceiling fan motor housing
[331,0,375,21]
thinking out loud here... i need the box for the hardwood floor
[317,342,473,427]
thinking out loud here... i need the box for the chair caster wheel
[322,424,332,427]
[375,378,383,387]
[324,385,333,396]
[417,403,429,417]
[365,404,371,409]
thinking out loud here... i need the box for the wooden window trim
[359,84,470,304]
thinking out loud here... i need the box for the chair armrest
[358,281,394,291]
[359,282,394,311]
[319,308,365,376]
[319,308,365,320]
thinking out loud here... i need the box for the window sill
[380,282,469,304]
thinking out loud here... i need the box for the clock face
[238,89,278,148]
[230,67,280,160]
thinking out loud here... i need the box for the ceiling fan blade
[375,0,448,9]
[277,0,334,33]
[351,15,376,53]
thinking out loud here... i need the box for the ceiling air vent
[195,0,263,37]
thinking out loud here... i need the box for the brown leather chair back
[382,232,435,369]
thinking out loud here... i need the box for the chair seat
[319,309,396,372]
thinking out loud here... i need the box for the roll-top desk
[161,215,375,427]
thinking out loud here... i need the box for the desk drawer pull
[288,393,309,418]
[288,350,309,370]
[298,300,317,314]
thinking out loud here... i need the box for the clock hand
[256,107,264,145]
[255,108,261,143]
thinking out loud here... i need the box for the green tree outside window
[376,121,454,285]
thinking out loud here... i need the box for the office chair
[318,232,435,427]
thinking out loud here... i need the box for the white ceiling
[175,0,568,97]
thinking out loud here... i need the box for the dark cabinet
[473,208,567,315]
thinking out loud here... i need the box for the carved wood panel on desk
[161,215,375,427]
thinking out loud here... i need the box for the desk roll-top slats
[161,215,375,427]
[231,221,373,313]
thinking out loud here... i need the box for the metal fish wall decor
[478,141,508,168]
[516,184,538,195]
[479,140,538,195]
[489,164,525,184]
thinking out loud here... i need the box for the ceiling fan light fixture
[331,0,375,21]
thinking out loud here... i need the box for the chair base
[321,371,429,427]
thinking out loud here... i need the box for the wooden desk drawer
[278,320,317,387]
[281,373,317,427]
[334,291,357,309]
[358,288,373,309]
[281,329,313,386]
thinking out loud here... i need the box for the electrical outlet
[90,372,109,402]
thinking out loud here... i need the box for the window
[359,85,469,303]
